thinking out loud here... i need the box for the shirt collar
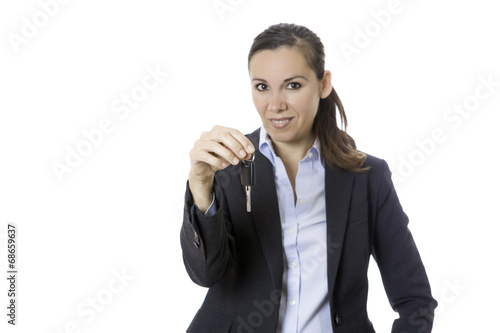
[258,126,321,167]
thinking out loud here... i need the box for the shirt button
[289,300,296,306]
[299,199,306,205]
[290,262,296,268]
[288,228,295,234]
[308,152,313,158]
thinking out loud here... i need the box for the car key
[240,153,255,212]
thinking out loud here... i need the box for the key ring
[243,153,255,163]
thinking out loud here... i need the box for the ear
[320,70,333,99]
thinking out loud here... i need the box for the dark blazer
[180,128,437,333]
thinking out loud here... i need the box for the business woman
[181,23,437,332]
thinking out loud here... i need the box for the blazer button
[193,232,200,249]
[334,314,342,326]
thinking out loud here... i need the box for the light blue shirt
[203,127,332,332]
[258,127,332,333]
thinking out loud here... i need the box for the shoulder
[354,151,394,191]
[246,128,261,147]
[362,152,389,173]
[358,152,398,204]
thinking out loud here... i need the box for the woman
[181,23,437,333]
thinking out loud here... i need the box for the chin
[267,131,295,144]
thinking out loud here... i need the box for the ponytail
[314,87,369,172]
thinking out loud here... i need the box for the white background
[1,0,499,332]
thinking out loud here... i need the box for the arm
[181,125,254,287]
[372,160,438,333]
[180,178,235,287]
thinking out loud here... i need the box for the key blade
[246,186,251,212]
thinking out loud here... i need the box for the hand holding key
[189,125,255,212]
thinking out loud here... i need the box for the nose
[268,91,286,112]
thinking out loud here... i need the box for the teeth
[272,119,289,124]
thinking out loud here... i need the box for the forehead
[249,47,314,79]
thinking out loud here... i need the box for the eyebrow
[251,75,309,83]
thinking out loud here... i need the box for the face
[248,47,331,149]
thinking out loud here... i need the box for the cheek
[290,93,319,118]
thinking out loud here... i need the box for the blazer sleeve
[180,178,235,288]
[371,159,438,333]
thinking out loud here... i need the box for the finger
[222,127,255,155]
[196,139,240,166]
[226,127,255,157]
[207,127,255,160]
[190,147,229,170]
[202,129,246,161]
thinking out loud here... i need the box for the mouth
[269,117,293,129]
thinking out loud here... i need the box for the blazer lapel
[246,130,284,292]
[325,165,354,303]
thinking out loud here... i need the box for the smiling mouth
[270,117,293,129]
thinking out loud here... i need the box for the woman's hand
[188,125,255,212]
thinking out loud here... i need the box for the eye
[287,82,302,90]
[255,83,268,91]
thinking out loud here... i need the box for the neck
[272,133,316,163]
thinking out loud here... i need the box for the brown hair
[248,23,369,172]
